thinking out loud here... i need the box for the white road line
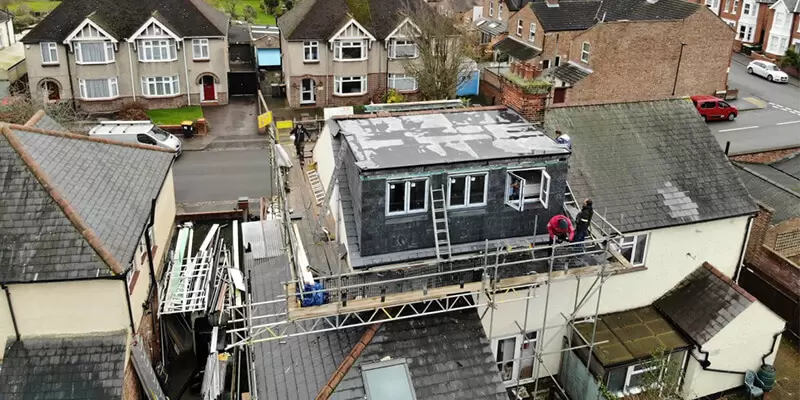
[776,120,800,126]
[718,126,760,132]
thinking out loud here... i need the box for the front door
[202,76,216,101]
[300,78,315,104]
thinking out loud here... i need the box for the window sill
[142,94,182,99]
[303,60,320,64]
[388,56,419,60]
[80,96,121,102]
[41,62,61,67]
[139,59,179,63]
[333,58,368,62]
[333,92,367,97]
[193,58,211,62]
[300,101,317,105]
[76,61,116,65]
[395,89,419,94]
[385,212,428,224]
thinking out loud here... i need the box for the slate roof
[0,332,128,399]
[22,0,229,43]
[777,0,800,13]
[530,0,701,32]
[507,0,535,11]
[549,61,592,84]
[336,107,569,171]
[772,153,800,181]
[278,0,430,40]
[475,18,509,36]
[545,99,758,233]
[0,124,174,283]
[734,162,800,223]
[655,263,755,345]
[493,37,541,60]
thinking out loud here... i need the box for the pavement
[711,53,800,155]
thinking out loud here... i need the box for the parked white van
[89,121,182,154]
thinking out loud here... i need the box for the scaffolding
[232,100,636,399]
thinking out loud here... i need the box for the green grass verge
[209,0,277,25]
[9,1,61,13]
[146,106,204,126]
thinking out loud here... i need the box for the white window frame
[504,168,551,211]
[78,77,119,100]
[489,0,494,17]
[388,73,418,92]
[192,39,210,60]
[492,331,538,385]
[75,41,115,64]
[724,0,730,13]
[529,23,536,42]
[610,351,687,396]
[447,172,489,209]
[774,10,788,28]
[498,3,503,19]
[555,55,561,67]
[738,23,755,42]
[616,233,649,267]
[138,39,177,62]
[141,76,181,97]
[333,39,367,61]
[516,20,523,36]
[581,42,591,63]
[303,40,319,62]
[733,0,738,12]
[385,178,429,216]
[41,42,59,64]
[334,75,367,96]
[389,39,418,59]
[743,2,751,15]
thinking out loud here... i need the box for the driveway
[202,96,258,136]
[173,149,272,204]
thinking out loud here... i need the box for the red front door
[203,77,216,101]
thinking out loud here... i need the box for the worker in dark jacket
[573,199,593,243]
[292,125,307,164]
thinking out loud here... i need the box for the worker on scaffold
[547,214,574,257]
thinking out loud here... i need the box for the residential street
[712,54,800,155]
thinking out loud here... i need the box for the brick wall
[123,359,142,400]
[76,94,228,114]
[501,79,548,122]
[745,205,772,264]
[288,73,393,108]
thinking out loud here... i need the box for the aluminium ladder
[430,186,452,260]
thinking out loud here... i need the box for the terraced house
[22,0,231,113]
[278,0,432,108]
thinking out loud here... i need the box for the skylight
[361,359,417,400]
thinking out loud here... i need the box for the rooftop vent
[647,0,660,3]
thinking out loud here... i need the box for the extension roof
[493,37,542,60]
[507,0,536,10]
[655,263,755,345]
[0,332,128,399]
[22,0,229,43]
[734,162,800,223]
[0,120,174,283]
[278,0,430,40]
[545,100,757,233]
[549,61,592,84]
[530,0,701,32]
[335,107,569,171]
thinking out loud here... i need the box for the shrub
[386,89,405,103]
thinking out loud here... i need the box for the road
[173,148,272,207]
[713,55,800,155]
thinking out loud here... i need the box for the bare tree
[399,3,479,100]
[0,83,83,128]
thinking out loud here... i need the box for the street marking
[718,126,759,132]
[743,97,767,108]
[769,102,800,116]
[776,120,800,126]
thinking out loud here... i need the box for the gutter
[182,38,191,105]
[1,284,20,341]
[128,42,137,102]
[734,214,756,283]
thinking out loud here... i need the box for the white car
[747,60,789,83]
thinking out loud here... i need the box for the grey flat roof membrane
[336,109,569,171]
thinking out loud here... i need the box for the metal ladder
[316,144,348,230]
[430,185,452,261]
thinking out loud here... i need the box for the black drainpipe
[122,274,137,334]
[143,199,159,339]
[693,345,746,376]
[65,46,77,110]
[761,329,785,366]
[1,284,20,341]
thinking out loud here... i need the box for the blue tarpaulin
[257,49,281,67]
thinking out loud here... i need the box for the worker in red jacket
[547,214,574,244]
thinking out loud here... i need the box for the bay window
[447,172,488,208]
[386,178,428,215]
[40,42,59,64]
[79,77,119,100]
[333,40,366,61]
[141,76,180,97]
[334,75,367,96]
[389,39,417,59]
[75,41,115,64]
[192,39,209,60]
[303,41,319,62]
[139,39,177,62]
[388,73,417,92]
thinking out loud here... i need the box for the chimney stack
[546,0,559,7]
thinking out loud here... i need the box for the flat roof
[336,108,570,171]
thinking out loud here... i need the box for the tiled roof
[549,61,592,84]
[0,332,128,400]
[22,0,229,43]
[530,0,701,32]
[493,37,542,60]
[734,162,800,223]
[655,263,755,345]
[475,18,509,36]
[507,0,535,10]
[545,99,758,233]
[278,0,430,40]
[0,124,174,282]
[772,153,800,181]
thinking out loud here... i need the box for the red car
[691,95,738,121]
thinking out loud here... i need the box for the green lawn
[146,106,204,126]
[9,1,61,13]
[209,0,277,25]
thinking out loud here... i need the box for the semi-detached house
[697,0,800,56]
[21,0,231,113]
[277,0,431,108]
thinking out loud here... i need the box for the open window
[505,169,551,211]
[615,233,649,266]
